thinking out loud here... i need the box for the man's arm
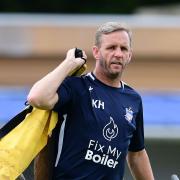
[127,149,154,180]
[27,48,86,110]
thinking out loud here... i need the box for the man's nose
[114,48,123,57]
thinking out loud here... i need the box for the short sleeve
[53,77,72,112]
[128,101,145,152]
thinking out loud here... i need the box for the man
[28,22,154,180]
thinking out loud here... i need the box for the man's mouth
[111,61,123,66]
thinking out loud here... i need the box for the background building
[0,1,180,179]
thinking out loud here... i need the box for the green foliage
[0,0,138,14]
[0,0,179,14]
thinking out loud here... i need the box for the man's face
[93,30,132,79]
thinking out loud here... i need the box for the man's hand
[64,48,87,75]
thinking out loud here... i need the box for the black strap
[0,105,33,139]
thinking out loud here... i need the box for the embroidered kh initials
[92,99,105,109]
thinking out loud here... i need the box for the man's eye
[108,46,115,50]
[121,47,128,51]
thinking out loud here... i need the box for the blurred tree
[138,0,180,6]
[0,0,23,12]
[0,0,179,13]
[0,0,138,14]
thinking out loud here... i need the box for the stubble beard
[99,58,122,80]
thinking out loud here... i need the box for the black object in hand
[75,48,83,58]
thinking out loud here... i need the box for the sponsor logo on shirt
[85,140,121,169]
[103,117,118,141]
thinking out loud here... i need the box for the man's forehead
[101,31,130,45]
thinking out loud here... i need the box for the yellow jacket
[0,62,86,180]
[0,107,58,180]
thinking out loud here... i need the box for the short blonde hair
[95,21,132,47]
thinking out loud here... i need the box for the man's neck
[93,70,121,88]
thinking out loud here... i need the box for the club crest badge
[103,117,118,141]
[124,107,133,122]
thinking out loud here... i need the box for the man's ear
[92,46,100,60]
[127,48,133,64]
